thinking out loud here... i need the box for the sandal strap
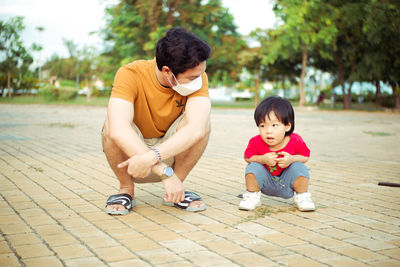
[174,191,202,210]
[106,193,132,209]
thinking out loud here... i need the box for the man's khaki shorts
[133,113,184,183]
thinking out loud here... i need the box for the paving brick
[136,248,183,265]
[289,244,339,259]
[109,259,152,267]
[203,239,249,255]
[22,256,63,267]
[41,232,79,247]
[64,256,105,266]
[0,241,12,254]
[181,250,235,266]
[52,244,93,259]
[227,252,279,266]
[271,253,325,267]
[378,248,400,260]
[260,232,306,246]
[82,234,120,249]
[0,222,32,235]
[143,229,182,242]
[13,243,54,259]
[93,246,137,262]
[120,237,161,252]
[332,246,388,262]
[0,253,20,267]
[6,233,42,247]
[344,237,396,251]
[319,256,368,266]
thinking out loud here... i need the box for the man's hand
[262,152,279,166]
[276,151,293,168]
[162,175,185,203]
[117,150,156,178]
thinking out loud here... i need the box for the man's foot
[239,191,261,210]
[162,191,206,212]
[105,189,134,214]
[293,192,315,211]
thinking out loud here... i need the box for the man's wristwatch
[160,166,174,181]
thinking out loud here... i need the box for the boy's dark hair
[254,96,295,136]
[156,28,211,76]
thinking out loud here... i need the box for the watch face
[164,167,174,177]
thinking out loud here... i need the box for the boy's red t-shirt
[244,133,310,176]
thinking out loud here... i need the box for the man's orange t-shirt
[111,59,209,138]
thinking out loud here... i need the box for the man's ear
[161,66,171,74]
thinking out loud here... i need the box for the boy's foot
[239,191,261,210]
[293,192,315,211]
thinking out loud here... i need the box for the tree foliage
[0,17,35,97]
[101,0,246,85]
[267,0,338,106]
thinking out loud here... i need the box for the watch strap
[151,146,162,163]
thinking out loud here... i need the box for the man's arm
[154,96,211,161]
[107,97,160,177]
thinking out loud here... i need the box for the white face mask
[167,73,203,96]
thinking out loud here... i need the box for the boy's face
[258,111,291,150]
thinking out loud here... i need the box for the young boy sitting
[239,96,315,211]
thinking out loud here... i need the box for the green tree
[359,0,400,108]
[0,17,34,97]
[101,0,245,83]
[268,0,337,106]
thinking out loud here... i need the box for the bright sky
[0,0,276,65]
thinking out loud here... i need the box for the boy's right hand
[262,152,279,166]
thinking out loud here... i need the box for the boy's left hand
[276,151,293,168]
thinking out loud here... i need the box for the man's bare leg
[102,122,134,212]
[172,117,211,207]
[103,117,210,211]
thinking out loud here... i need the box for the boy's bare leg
[293,176,309,193]
[245,173,261,192]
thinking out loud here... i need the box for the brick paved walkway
[0,103,399,266]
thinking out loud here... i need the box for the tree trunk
[337,58,351,109]
[298,45,308,107]
[390,82,400,110]
[85,77,91,102]
[375,80,382,105]
[254,67,260,108]
[7,71,11,98]
[166,0,179,26]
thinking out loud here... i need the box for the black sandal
[163,191,206,212]
[105,193,135,215]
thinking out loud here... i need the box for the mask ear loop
[171,72,180,86]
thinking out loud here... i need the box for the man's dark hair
[254,96,295,136]
[156,28,211,75]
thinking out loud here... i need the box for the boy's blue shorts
[245,162,310,199]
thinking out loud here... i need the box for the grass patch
[363,131,392,136]
[0,95,109,106]
[211,100,255,109]
[229,204,327,227]
[29,166,44,172]
[47,122,75,128]
[230,205,297,227]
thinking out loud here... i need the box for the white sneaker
[293,192,315,211]
[239,191,261,210]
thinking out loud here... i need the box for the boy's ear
[285,123,291,132]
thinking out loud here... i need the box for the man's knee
[102,121,117,153]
